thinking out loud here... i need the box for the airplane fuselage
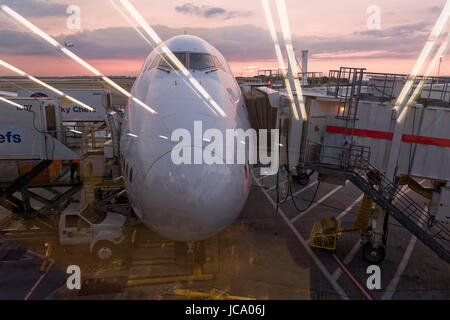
[120,35,251,241]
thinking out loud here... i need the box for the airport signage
[0,131,22,143]
[0,98,78,160]
[0,125,42,159]
[17,89,109,122]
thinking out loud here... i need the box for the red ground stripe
[326,125,450,147]
[244,165,249,195]
[331,254,375,300]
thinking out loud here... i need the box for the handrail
[304,141,450,262]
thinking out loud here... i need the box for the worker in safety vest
[70,159,80,183]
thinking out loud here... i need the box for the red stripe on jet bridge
[326,125,393,140]
[326,125,450,147]
[401,134,450,147]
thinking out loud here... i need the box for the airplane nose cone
[138,151,247,241]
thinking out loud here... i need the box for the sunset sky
[0,0,449,77]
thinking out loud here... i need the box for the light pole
[437,56,443,77]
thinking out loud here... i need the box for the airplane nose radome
[139,152,246,241]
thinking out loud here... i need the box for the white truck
[59,203,127,260]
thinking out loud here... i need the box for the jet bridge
[296,67,450,263]
[16,88,111,122]
[0,97,80,233]
[0,93,114,236]
[253,67,450,264]
[0,97,79,161]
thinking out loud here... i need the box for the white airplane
[120,35,252,241]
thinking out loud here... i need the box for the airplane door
[308,116,326,144]
[60,214,92,245]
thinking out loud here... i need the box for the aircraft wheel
[362,242,385,264]
[295,174,310,186]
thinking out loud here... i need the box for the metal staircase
[305,142,450,263]
[327,67,365,123]
[349,164,449,263]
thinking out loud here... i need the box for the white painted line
[0,250,34,264]
[257,174,273,182]
[289,180,318,199]
[381,179,426,300]
[26,249,45,259]
[382,201,427,300]
[332,241,361,280]
[382,236,417,300]
[266,180,287,192]
[252,171,350,300]
[332,253,375,300]
[23,259,54,300]
[23,250,55,300]
[336,194,364,220]
[291,182,348,223]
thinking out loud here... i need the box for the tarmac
[1,171,448,300]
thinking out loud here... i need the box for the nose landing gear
[362,242,386,264]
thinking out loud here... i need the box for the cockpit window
[148,56,161,71]
[147,52,224,73]
[159,52,187,70]
[190,53,216,70]
[211,56,224,71]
